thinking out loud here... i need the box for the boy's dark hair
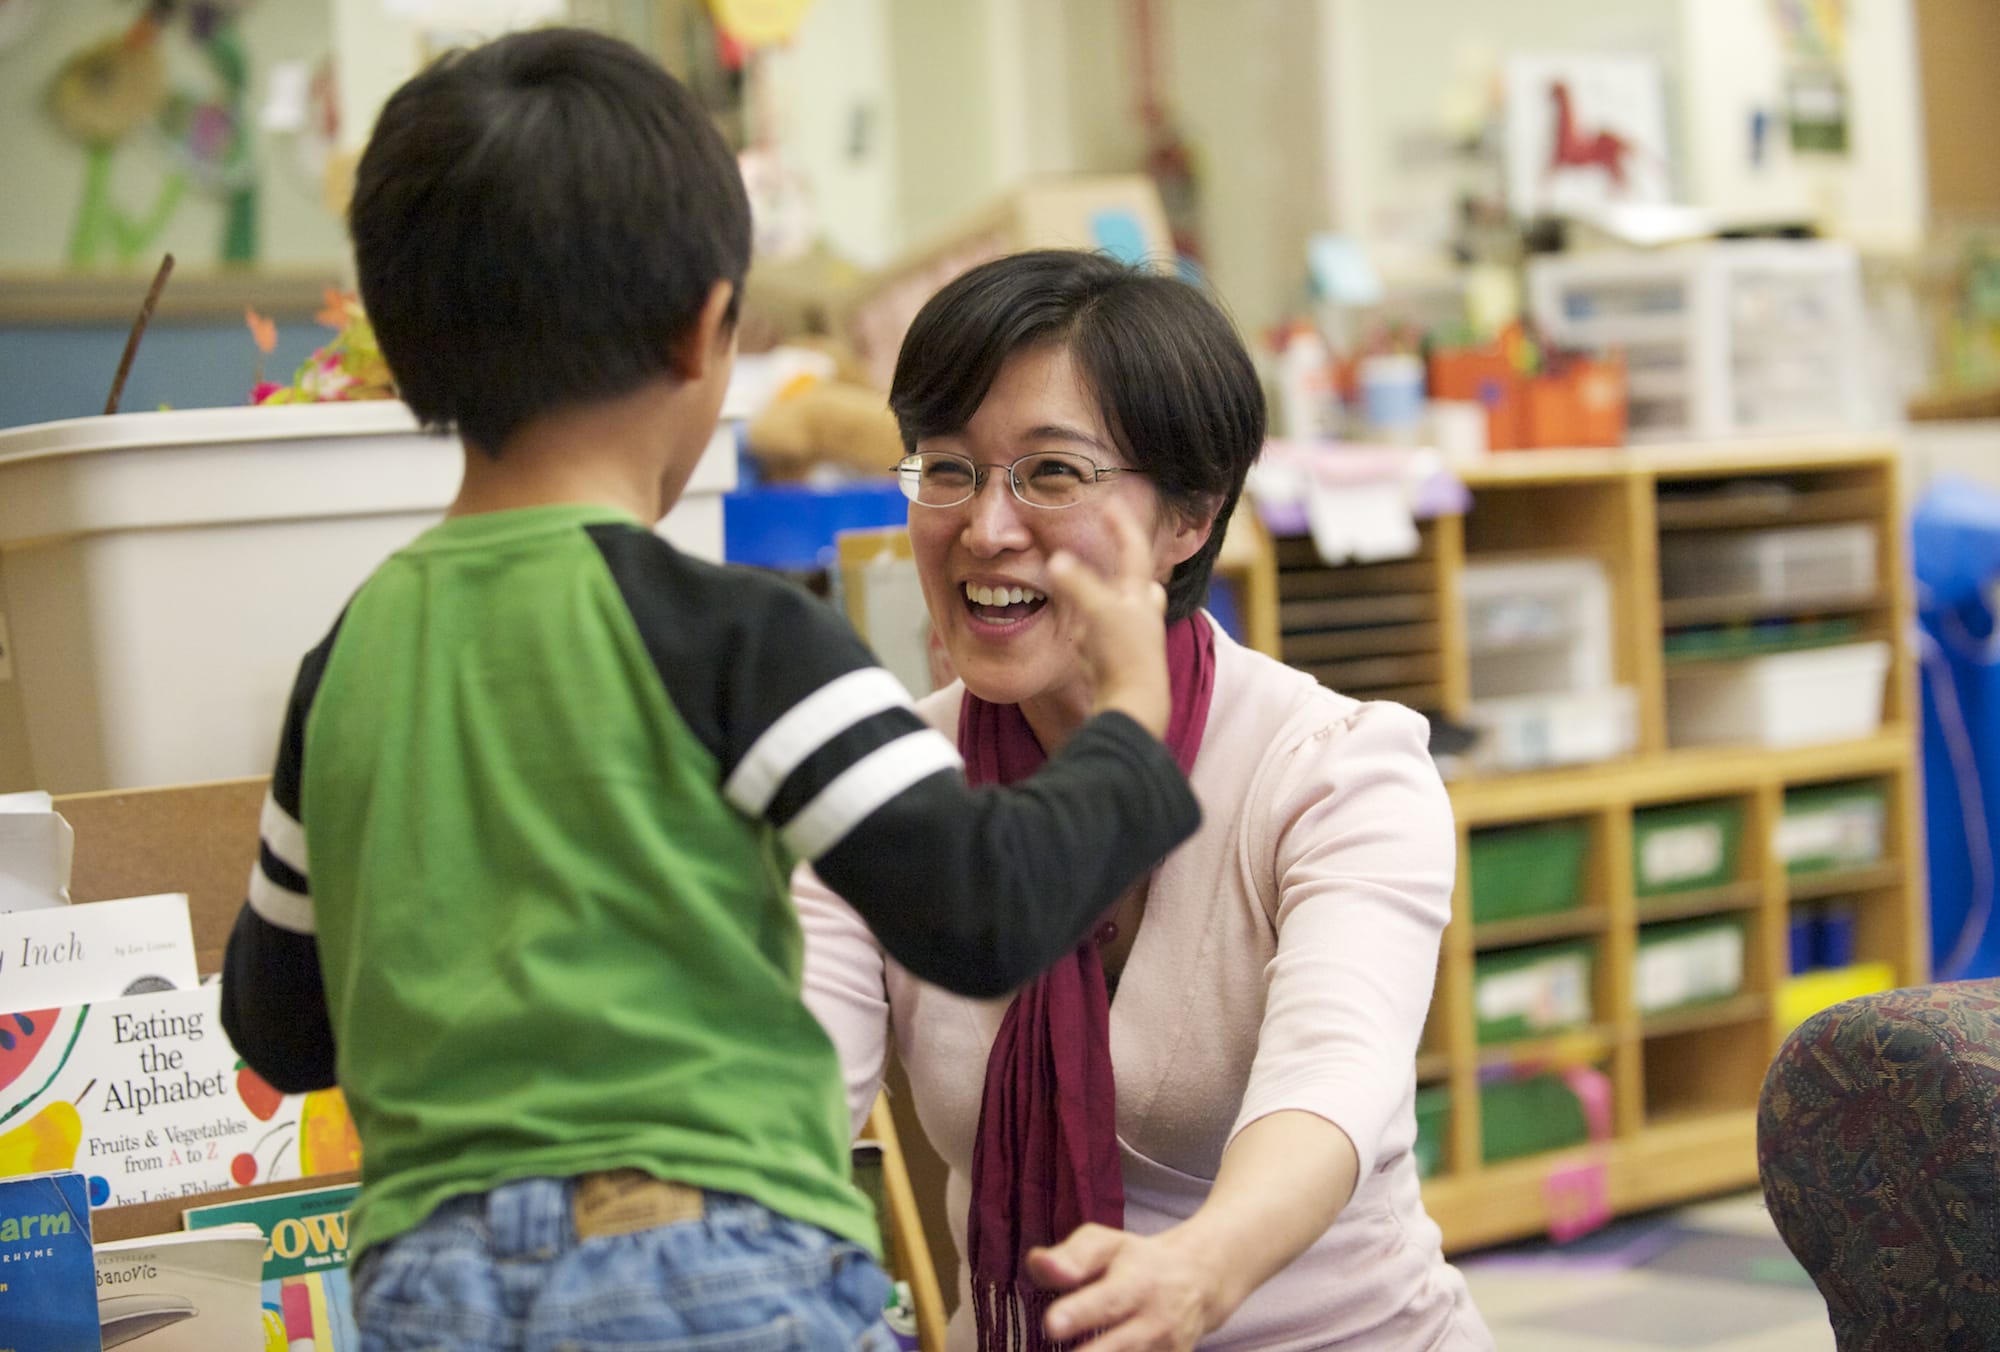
[350,27,751,455]
[889,250,1267,623]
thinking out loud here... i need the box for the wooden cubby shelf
[1788,861,1906,901]
[1304,440,1930,1254]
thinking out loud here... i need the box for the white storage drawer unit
[1527,240,1872,444]
[0,402,737,793]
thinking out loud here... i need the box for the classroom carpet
[1457,1191,1835,1351]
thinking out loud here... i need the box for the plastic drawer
[1414,1084,1451,1180]
[1635,917,1747,1015]
[1474,941,1595,1044]
[1632,800,1741,896]
[1481,1073,1590,1165]
[1469,820,1590,924]
[1778,782,1886,874]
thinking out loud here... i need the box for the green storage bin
[1632,799,1742,897]
[1481,1073,1590,1165]
[1778,781,1886,875]
[1473,940,1595,1044]
[1635,916,1747,1014]
[1468,820,1590,924]
[1413,1085,1451,1180]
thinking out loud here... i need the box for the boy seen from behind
[219,26,1199,1351]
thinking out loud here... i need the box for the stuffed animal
[747,375,905,482]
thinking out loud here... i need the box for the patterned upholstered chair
[1757,981,2000,1351]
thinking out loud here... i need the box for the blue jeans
[353,1176,895,1351]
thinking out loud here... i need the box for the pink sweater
[798,620,1493,1350]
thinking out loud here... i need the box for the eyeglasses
[896,450,1146,511]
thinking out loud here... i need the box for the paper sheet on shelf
[0,790,71,911]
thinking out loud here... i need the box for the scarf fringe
[973,1278,1064,1352]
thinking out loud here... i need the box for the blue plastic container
[1917,478,2000,981]
[721,480,908,572]
[1788,911,1815,975]
[1813,905,1858,969]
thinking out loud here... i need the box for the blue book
[0,1169,100,1351]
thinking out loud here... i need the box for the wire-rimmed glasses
[895,450,1146,510]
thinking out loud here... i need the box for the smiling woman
[798,250,1494,1352]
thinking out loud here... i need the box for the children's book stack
[0,894,360,1212]
[0,813,364,1349]
[0,1169,99,1351]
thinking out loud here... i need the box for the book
[0,985,359,1210]
[0,895,200,1016]
[185,1183,362,1351]
[93,1224,264,1351]
[0,1169,99,1351]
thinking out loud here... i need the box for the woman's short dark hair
[889,250,1266,622]
[349,27,750,455]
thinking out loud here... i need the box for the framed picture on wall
[1503,52,1673,220]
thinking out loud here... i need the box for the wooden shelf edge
[1447,730,1914,821]
[1640,992,1771,1039]
[1423,1109,1760,1254]
[1787,861,1905,901]
[1658,591,1885,628]
[1475,1025,1618,1070]
[1455,440,1895,490]
[1473,909,1611,950]
[1636,882,1766,922]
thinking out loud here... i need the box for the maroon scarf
[961,615,1216,1352]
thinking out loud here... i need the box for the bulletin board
[0,0,351,317]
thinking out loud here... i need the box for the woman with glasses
[798,250,1491,1351]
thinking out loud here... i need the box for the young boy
[219,26,1198,1351]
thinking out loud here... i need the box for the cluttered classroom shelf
[1265,438,1924,1253]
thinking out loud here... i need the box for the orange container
[1525,354,1627,449]
[1428,345,1528,451]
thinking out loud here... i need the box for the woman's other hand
[1042,498,1172,738]
[1028,1222,1236,1352]
[1032,1111,1363,1349]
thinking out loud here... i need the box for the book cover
[93,1224,264,1351]
[184,1183,361,1352]
[0,985,360,1210]
[0,896,199,1016]
[0,1169,99,1352]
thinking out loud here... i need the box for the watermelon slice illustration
[0,1009,57,1094]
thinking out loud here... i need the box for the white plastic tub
[1665,640,1892,750]
[1658,523,1876,609]
[0,402,736,793]
[1466,684,1639,773]
[1461,556,1614,699]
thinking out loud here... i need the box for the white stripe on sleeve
[249,867,316,935]
[779,729,964,861]
[724,667,922,817]
[260,791,309,880]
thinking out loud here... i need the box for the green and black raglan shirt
[219,504,1198,1262]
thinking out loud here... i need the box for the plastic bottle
[1275,322,1341,440]
[883,1280,921,1351]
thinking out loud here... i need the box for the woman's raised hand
[1042,499,1172,739]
